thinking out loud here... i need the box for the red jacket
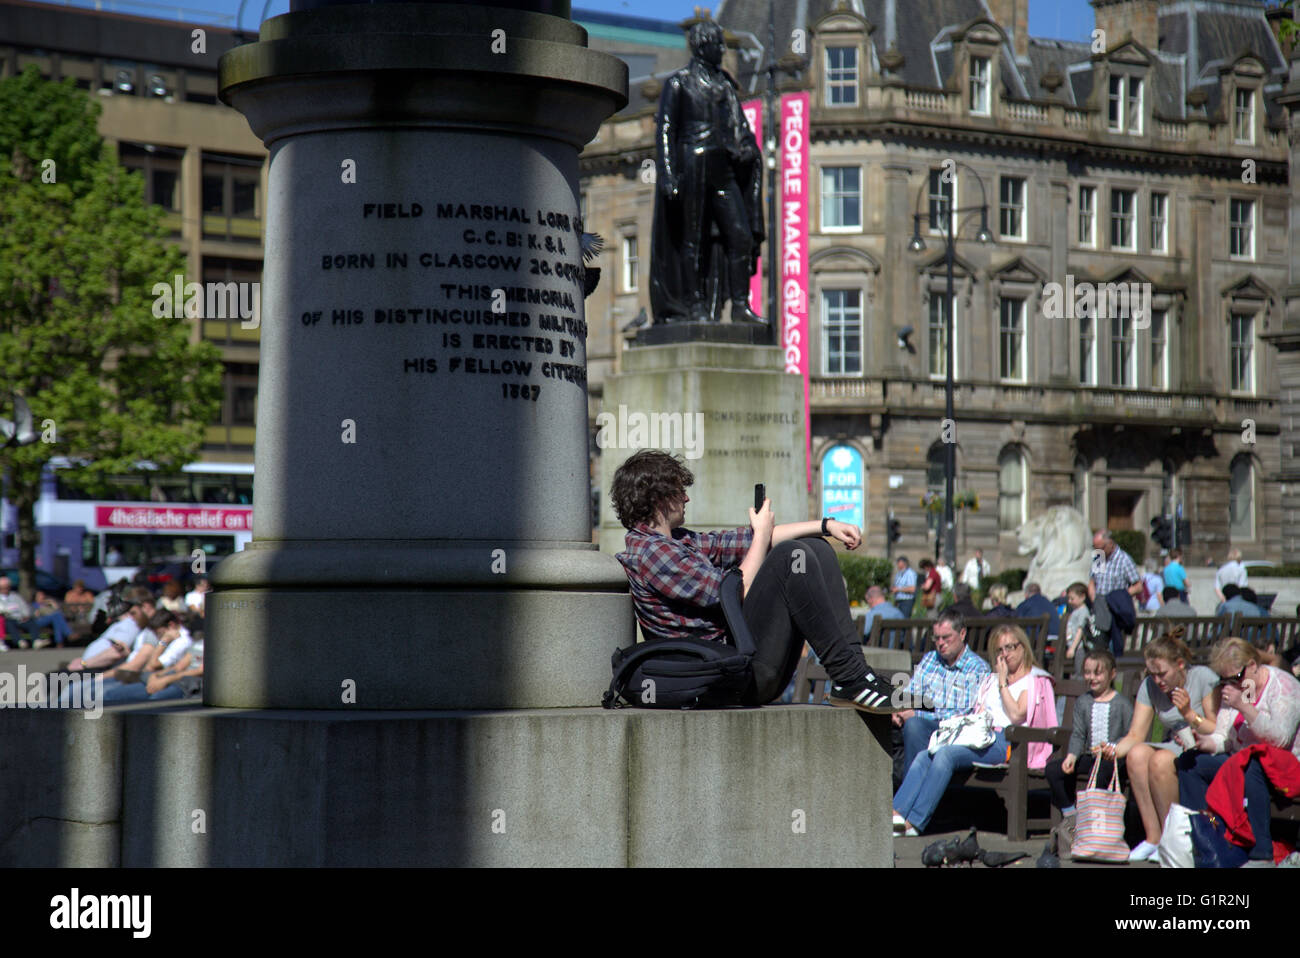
[1205,743,1300,859]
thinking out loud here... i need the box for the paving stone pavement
[0,648,77,679]
[890,828,1157,869]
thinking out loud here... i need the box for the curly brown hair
[610,450,694,530]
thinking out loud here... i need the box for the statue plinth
[634,321,773,347]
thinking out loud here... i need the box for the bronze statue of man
[649,20,766,326]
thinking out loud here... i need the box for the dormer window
[1108,74,1143,134]
[969,56,990,116]
[1234,88,1255,144]
[826,47,858,107]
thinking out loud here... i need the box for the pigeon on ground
[952,827,982,866]
[1036,832,1060,868]
[921,839,950,868]
[978,848,1028,867]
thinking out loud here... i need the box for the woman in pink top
[892,624,1056,835]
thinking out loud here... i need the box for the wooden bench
[1119,615,1300,672]
[1226,616,1300,654]
[1118,616,1230,672]
[1272,793,1300,824]
[792,654,833,704]
[866,617,935,664]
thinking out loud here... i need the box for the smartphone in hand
[754,483,765,512]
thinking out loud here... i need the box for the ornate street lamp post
[908,163,993,566]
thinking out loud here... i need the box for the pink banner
[780,91,811,491]
[741,99,763,314]
[95,505,252,532]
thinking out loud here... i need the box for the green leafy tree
[836,553,894,603]
[1280,1,1300,45]
[0,67,222,597]
[1113,529,1146,566]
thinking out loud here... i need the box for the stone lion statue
[1016,506,1094,601]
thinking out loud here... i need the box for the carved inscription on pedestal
[298,199,588,400]
[701,410,798,460]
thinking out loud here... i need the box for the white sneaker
[892,812,907,831]
[903,824,919,837]
[1129,840,1159,862]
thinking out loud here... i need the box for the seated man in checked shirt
[891,609,992,778]
[611,449,898,712]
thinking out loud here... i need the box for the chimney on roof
[987,0,1029,62]
[1090,0,1159,53]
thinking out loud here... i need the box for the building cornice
[810,119,1288,181]
[581,120,1288,184]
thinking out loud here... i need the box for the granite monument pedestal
[0,700,893,867]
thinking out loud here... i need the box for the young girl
[1044,648,1134,854]
[1062,581,1095,678]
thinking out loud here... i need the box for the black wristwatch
[821,516,831,536]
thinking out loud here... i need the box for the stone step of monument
[1,701,893,867]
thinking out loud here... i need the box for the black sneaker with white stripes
[829,670,899,714]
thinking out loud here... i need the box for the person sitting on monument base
[611,449,898,712]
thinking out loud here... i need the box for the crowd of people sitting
[0,572,209,706]
[865,531,1300,682]
[886,608,1300,866]
[862,532,1300,863]
[878,540,1284,626]
[0,575,76,650]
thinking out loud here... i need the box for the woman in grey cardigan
[1044,649,1134,853]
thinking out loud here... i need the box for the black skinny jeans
[738,537,867,704]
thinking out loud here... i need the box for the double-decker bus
[0,460,253,591]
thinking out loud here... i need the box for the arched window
[999,447,1026,531]
[1229,455,1255,540]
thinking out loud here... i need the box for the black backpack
[601,568,755,709]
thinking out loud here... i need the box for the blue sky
[66,0,1098,42]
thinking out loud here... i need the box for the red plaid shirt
[615,523,754,642]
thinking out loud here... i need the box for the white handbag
[927,711,995,754]
[1158,804,1195,869]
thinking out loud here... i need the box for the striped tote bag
[1071,758,1129,863]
